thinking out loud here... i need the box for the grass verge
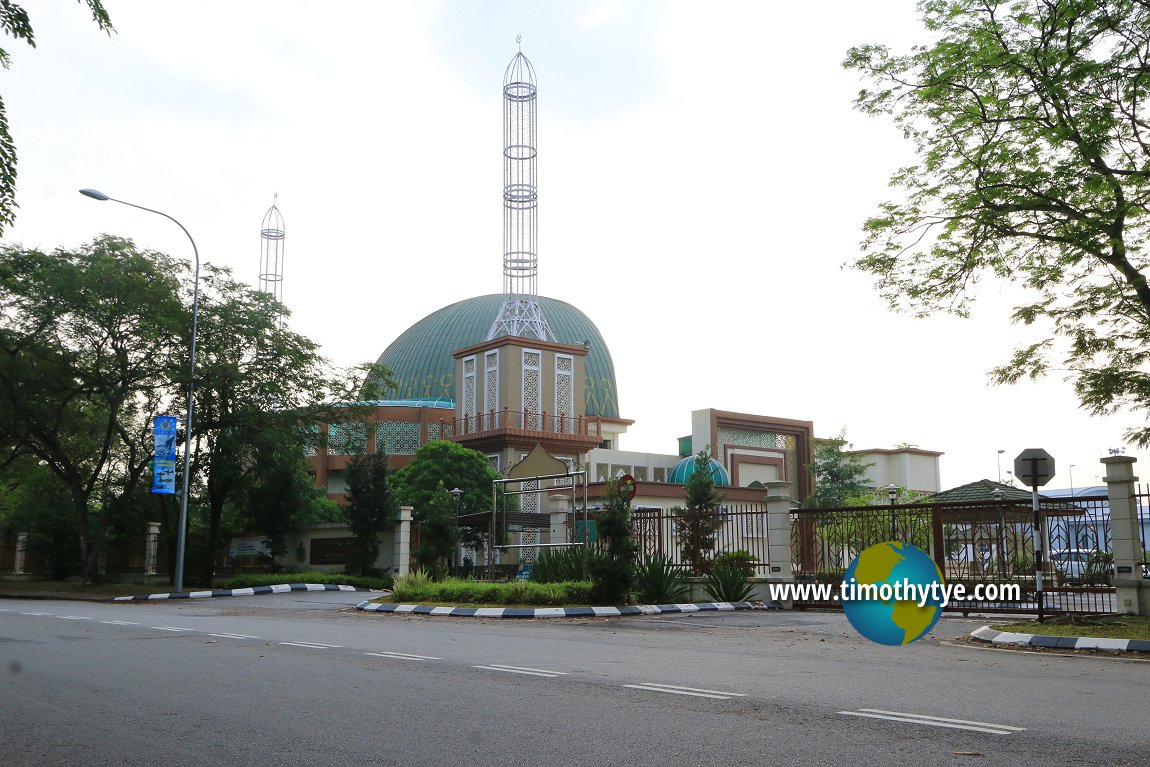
[991,614,1150,641]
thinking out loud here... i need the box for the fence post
[1103,455,1147,616]
[13,532,27,575]
[765,480,797,607]
[393,506,413,577]
[144,522,161,576]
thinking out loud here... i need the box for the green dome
[668,456,731,486]
[374,294,619,418]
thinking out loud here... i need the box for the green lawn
[0,579,166,598]
[992,614,1150,641]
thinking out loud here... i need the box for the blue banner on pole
[151,415,178,495]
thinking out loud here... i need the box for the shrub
[530,547,589,583]
[701,566,755,603]
[634,555,691,604]
[712,550,758,574]
[391,568,433,601]
[1085,551,1114,585]
[215,571,392,591]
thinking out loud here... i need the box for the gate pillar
[1103,456,1147,616]
[765,481,798,606]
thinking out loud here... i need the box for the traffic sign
[618,473,637,501]
[1013,448,1055,488]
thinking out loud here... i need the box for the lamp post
[885,484,899,540]
[80,188,200,594]
[1069,464,1076,498]
[450,487,463,574]
[992,486,1006,578]
[997,449,1005,483]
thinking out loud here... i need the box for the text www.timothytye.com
[767,580,1022,608]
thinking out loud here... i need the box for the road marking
[151,626,193,632]
[279,641,342,649]
[100,620,140,626]
[19,612,51,616]
[838,709,1025,735]
[623,683,745,700]
[473,664,570,678]
[366,651,442,661]
[58,616,92,620]
[208,633,260,640]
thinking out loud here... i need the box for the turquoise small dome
[668,456,730,486]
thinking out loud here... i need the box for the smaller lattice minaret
[259,196,285,321]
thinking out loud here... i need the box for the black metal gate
[792,496,1116,614]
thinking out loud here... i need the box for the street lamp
[1069,464,1076,498]
[885,484,899,540]
[997,449,1005,483]
[992,486,1006,578]
[80,188,200,594]
[450,487,463,573]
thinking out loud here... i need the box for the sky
[1,0,1142,491]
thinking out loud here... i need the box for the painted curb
[112,583,379,601]
[355,600,777,618]
[970,625,1150,653]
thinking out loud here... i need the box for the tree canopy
[0,1,113,235]
[806,433,874,508]
[845,0,1150,443]
[393,440,500,520]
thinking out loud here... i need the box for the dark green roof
[931,479,1039,503]
[373,294,620,418]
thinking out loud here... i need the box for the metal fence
[629,503,772,576]
[791,497,1117,615]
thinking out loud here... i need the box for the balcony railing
[444,408,602,440]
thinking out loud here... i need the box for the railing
[628,504,772,575]
[790,497,1117,614]
[448,409,602,439]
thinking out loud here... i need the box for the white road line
[625,685,731,703]
[473,665,566,678]
[58,616,92,620]
[838,710,1024,735]
[638,682,746,697]
[366,652,442,661]
[100,620,140,626]
[208,633,260,640]
[487,663,571,675]
[279,642,341,649]
[859,709,1026,732]
[150,626,193,632]
[19,612,51,616]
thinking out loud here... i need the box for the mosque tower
[486,43,555,342]
[259,196,285,322]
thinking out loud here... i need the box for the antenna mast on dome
[259,195,285,324]
[487,40,555,342]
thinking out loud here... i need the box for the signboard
[228,536,272,560]
[1013,448,1056,488]
[618,473,637,501]
[151,415,178,495]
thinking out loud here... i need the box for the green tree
[242,442,337,562]
[845,0,1150,444]
[394,440,499,521]
[673,447,725,575]
[187,263,388,584]
[414,482,458,574]
[589,477,639,604]
[0,236,185,582]
[343,450,399,576]
[806,432,874,508]
[0,1,113,234]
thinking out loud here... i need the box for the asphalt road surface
[2,593,1146,766]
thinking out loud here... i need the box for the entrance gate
[792,496,1116,614]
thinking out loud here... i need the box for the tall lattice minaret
[487,41,555,342]
[259,196,285,322]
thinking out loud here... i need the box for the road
[2,593,1146,766]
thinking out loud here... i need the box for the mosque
[302,48,942,569]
